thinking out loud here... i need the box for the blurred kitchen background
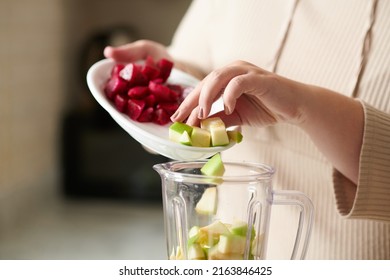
[0,0,191,259]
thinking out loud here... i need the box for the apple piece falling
[200,153,225,177]
[195,187,217,215]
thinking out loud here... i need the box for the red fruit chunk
[138,107,155,122]
[144,55,156,68]
[111,64,125,76]
[157,58,174,82]
[119,63,147,86]
[153,108,170,125]
[114,94,128,113]
[149,81,172,102]
[156,102,179,115]
[151,78,164,84]
[104,76,128,100]
[128,86,149,99]
[142,64,160,81]
[169,89,182,102]
[166,84,183,102]
[127,99,145,120]
[144,94,157,108]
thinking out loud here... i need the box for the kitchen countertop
[0,194,166,260]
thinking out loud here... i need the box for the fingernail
[171,110,179,121]
[224,104,231,115]
[198,107,204,119]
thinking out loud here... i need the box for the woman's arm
[297,83,364,185]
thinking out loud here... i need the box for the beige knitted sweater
[169,0,390,259]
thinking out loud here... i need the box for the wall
[0,0,65,229]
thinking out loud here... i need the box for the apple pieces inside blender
[103,56,184,125]
[169,117,243,147]
[170,220,259,260]
[188,220,258,260]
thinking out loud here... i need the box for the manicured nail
[171,110,179,121]
[224,104,231,115]
[198,107,204,119]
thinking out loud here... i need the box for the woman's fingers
[172,62,250,122]
[170,81,203,122]
[197,64,248,118]
[104,40,171,63]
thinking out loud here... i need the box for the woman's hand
[171,60,308,128]
[104,39,206,80]
[104,39,173,64]
[171,60,364,186]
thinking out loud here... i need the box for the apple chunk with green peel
[230,219,256,239]
[217,234,246,254]
[198,220,231,248]
[188,243,206,260]
[169,122,193,143]
[200,153,225,177]
[227,130,243,144]
[179,130,192,146]
[200,152,225,185]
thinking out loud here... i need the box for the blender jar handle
[272,190,314,260]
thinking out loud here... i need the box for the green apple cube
[217,234,247,254]
[210,125,230,146]
[200,153,225,177]
[196,221,231,249]
[227,130,243,143]
[208,245,244,260]
[201,117,229,147]
[191,127,211,147]
[200,220,231,236]
[169,122,193,143]
[200,117,225,131]
[187,226,200,245]
[230,220,255,239]
[179,130,192,146]
[195,187,217,215]
[188,243,206,260]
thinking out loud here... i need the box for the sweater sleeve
[167,0,213,74]
[333,101,390,222]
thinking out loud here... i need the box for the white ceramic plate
[86,58,234,160]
